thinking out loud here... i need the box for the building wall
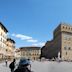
[45,41,54,58]
[42,23,72,60]
[0,25,7,59]
[15,49,21,59]
[20,47,41,60]
[6,39,15,59]
[0,22,15,60]
[61,24,72,60]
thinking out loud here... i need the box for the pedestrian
[14,58,31,72]
[5,59,8,67]
[9,59,16,72]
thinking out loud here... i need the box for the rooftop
[0,22,8,32]
[20,46,41,50]
[7,38,15,43]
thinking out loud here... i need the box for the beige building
[6,38,15,60]
[0,22,8,60]
[20,47,41,60]
[0,22,16,60]
[42,23,72,61]
[15,48,21,59]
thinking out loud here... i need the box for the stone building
[15,48,21,59]
[41,23,72,61]
[0,22,8,60]
[0,22,16,60]
[6,38,15,60]
[20,47,41,60]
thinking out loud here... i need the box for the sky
[0,0,72,48]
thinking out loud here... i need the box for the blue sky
[0,0,72,48]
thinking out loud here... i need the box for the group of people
[5,58,32,72]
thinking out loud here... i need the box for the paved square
[0,60,72,72]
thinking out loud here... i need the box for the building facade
[0,22,8,60]
[42,23,72,61]
[15,48,21,59]
[0,22,15,60]
[6,38,15,60]
[20,47,41,60]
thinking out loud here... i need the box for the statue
[58,52,61,61]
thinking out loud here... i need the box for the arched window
[68,47,71,50]
[66,52,67,55]
[63,26,64,28]
[66,27,67,29]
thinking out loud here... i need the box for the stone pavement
[0,62,10,72]
[0,60,72,72]
[0,60,19,72]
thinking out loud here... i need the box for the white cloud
[12,33,45,47]
[11,33,45,46]
[12,33,32,40]
[27,39,38,42]
[11,33,38,43]
[32,42,45,47]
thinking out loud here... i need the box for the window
[68,47,71,50]
[64,36,67,40]
[66,27,67,29]
[64,47,67,50]
[1,38,2,42]
[7,44,8,46]
[6,49,8,51]
[69,27,70,30]
[63,26,64,28]
[64,35,71,40]
[66,52,67,55]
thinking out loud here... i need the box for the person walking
[5,59,8,67]
[9,59,16,72]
